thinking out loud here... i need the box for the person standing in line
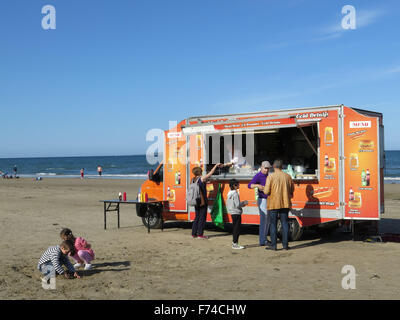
[97,165,102,177]
[191,163,223,239]
[80,168,84,179]
[227,179,248,249]
[248,161,272,246]
[263,159,294,251]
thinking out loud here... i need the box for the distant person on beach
[60,228,95,270]
[13,165,17,177]
[97,165,102,176]
[80,168,84,179]
[263,159,294,251]
[227,179,248,250]
[38,240,81,281]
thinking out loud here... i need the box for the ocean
[1,151,400,183]
[0,155,155,179]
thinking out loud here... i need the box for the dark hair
[60,240,74,252]
[273,159,283,169]
[229,179,239,190]
[60,228,73,238]
[192,166,202,177]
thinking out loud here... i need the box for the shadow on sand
[81,261,131,276]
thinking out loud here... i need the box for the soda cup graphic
[197,134,202,147]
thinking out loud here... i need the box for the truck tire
[141,207,163,229]
[136,202,163,229]
[277,218,303,241]
[142,215,163,229]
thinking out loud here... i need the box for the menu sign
[343,108,379,219]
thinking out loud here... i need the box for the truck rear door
[342,106,381,220]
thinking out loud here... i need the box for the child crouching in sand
[227,179,248,250]
[38,240,80,280]
[60,228,95,270]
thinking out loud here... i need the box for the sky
[0,0,399,158]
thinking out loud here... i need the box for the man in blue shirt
[248,161,272,246]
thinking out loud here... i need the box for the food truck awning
[181,115,321,135]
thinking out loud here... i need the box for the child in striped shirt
[37,240,80,279]
[60,228,95,270]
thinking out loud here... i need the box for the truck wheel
[141,208,163,229]
[277,218,303,241]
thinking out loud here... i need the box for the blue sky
[0,0,399,158]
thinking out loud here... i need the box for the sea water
[1,151,400,182]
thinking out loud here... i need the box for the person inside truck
[191,163,224,239]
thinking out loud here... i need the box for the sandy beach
[1,178,400,300]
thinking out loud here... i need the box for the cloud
[384,66,400,74]
[261,7,385,53]
[212,64,400,110]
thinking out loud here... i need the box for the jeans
[268,208,289,249]
[258,198,270,245]
[231,214,241,243]
[192,205,207,236]
[39,261,56,276]
[71,250,94,264]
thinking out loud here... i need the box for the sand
[0,178,400,300]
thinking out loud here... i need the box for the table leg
[147,206,151,234]
[117,203,120,228]
[104,202,106,230]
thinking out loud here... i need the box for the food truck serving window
[204,123,319,180]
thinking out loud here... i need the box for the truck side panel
[342,106,380,219]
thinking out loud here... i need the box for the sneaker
[74,263,83,269]
[232,243,244,250]
[84,264,92,270]
[197,235,209,239]
[192,235,197,239]
[283,246,291,250]
[265,245,277,251]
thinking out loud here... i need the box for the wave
[18,173,148,180]
[384,177,400,184]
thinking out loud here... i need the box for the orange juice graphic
[324,158,336,174]
[349,153,359,169]
[349,192,362,208]
[324,127,334,144]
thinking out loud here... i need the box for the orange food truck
[136,105,384,240]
